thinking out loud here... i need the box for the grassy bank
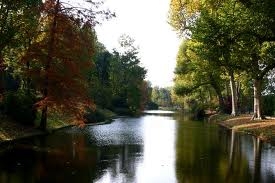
[0,108,116,144]
[210,114,275,141]
[0,116,71,143]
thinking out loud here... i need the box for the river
[0,112,275,183]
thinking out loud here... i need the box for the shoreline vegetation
[209,114,275,142]
[2,111,275,148]
[0,108,117,145]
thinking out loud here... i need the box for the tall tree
[89,49,112,109]
[170,0,275,119]
[0,0,42,93]
[22,0,113,130]
[219,0,275,119]
[190,3,244,116]
[109,35,146,114]
[174,40,227,112]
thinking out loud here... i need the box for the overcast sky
[95,0,180,87]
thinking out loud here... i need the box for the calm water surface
[0,113,275,183]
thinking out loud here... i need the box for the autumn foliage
[0,0,148,130]
[22,0,98,128]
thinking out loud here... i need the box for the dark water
[0,113,275,183]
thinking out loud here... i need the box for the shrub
[146,101,159,110]
[113,107,133,116]
[186,99,206,120]
[2,91,37,126]
[263,95,275,116]
[84,108,106,123]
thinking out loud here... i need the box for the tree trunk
[0,54,5,94]
[25,38,32,94]
[212,86,226,113]
[229,130,235,167]
[40,0,59,130]
[40,106,48,131]
[226,80,230,102]
[209,74,226,113]
[229,70,238,116]
[253,137,262,183]
[26,60,31,94]
[251,79,263,120]
[217,94,226,113]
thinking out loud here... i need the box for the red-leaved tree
[22,0,113,130]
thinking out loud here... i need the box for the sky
[94,0,181,87]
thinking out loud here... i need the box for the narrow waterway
[0,112,275,183]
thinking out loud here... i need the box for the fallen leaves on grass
[219,114,275,141]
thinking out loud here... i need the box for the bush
[2,91,37,126]
[186,99,206,120]
[263,95,275,116]
[84,108,106,123]
[146,101,159,110]
[113,107,134,116]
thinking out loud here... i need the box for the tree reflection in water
[0,132,143,183]
[175,117,275,183]
[0,115,275,183]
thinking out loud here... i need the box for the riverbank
[0,108,116,144]
[210,114,275,141]
[0,116,72,144]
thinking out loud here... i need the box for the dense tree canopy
[0,0,148,130]
[170,0,275,119]
[109,35,147,114]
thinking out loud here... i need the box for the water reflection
[0,132,143,183]
[175,121,275,183]
[0,113,274,183]
[175,115,275,183]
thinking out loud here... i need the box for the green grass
[208,114,231,123]
[35,110,74,130]
[97,108,116,119]
[0,108,117,143]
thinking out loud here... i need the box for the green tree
[174,40,228,113]
[109,35,146,114]
[170,0,275,119]
[0,0,42,93]
[89,49,112,109]
[190,3,245,116]
[218,0,275,119]
[151,87,173,108]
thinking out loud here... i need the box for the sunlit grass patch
[208,114,231,123]
[216,114,275,141]
[35,110,73,130]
